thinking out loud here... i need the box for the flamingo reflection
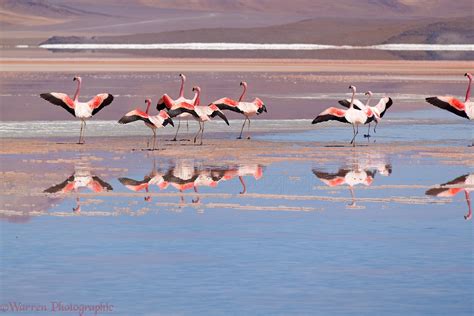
[118,160,265,207]
[313,168,376,208]
[118,160,166,202]
[426,173,473,220]
[44,165,113,213]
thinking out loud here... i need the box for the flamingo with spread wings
[40,76,114,144]
[157,74,197,141]
[338,91,393,137]
[312,85,371,146]
[210,81,267,139]
[118,102,174,150]
[425,72,473,146]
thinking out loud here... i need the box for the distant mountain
[139,0,473,18]
[41,16,473,46]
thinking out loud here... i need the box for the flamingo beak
[73,77,77,81]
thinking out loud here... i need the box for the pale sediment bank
[1,58,472,73]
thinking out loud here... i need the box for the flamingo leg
[239,176,246,194]
[152,129,157,150]
[186,120,189,133]
[364,123,371,138]
[350,124,358,146]
[246,119,251,139]
[192,186,200,204]
[193,122,202,144]
[200,122,205,145]
[78,121,83,144]
[172,119,181,141]
[348,186,356,207]
[464,191,472,220]
[374,121,378,134]
[238,118,247,139]
[82,121,87,144]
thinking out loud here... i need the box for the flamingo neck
[194,90,200,106]
[179,77,185,98]
[465,76,472,102]
[145,101,151,113]
[349,89,355,109]
[365,94,372,106]
[239,84,247,102]
[73,80,81,101]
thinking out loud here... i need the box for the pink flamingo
[164,86,230,145]
[426,72,473,145]
[40,76,114,144]
[118,102,174,150]
[189,86,230,145]
[157,73,196,141]
[338,91,393,137]
[426,173,473,220]
[210,81,267,139]
[312,85,372,146]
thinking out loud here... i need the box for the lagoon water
[1,118,473,315]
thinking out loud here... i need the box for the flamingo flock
[39,72,473,148]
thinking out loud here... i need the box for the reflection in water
[426,173,473,220]
[44,164,113,213]
[313,152,392,208]
[119,159,166,202]
[118,159,264,206]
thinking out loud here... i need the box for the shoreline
[1,58,472,73]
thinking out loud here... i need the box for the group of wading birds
[39,72,474,148]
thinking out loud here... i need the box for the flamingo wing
[375,97,393,118]
[338,99,366,111]
[167,107,199,119]
[425,174,468,197]
[212,98,243,114]
[312,107,348,124]
[119,177,152,191]
[312,169,349,187]
[156,96,167,111]
[88,93,114,115]
[40,93,76,117]
[210,110,230,125]
[90,176,113,192]
[118,109,153,125]
[43,175,75,193]
[425,96,468,119]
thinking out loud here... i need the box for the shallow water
[1,125,473,315]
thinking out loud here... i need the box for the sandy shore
[1,58,472,73]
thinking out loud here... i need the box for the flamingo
[338,91,393,137]
[118,103,174,150]
[165,86,230,145]
[426,72,473,146]
[210,81,267,139]
[312,85,371,146]
[44,166,113,213]
[40,76,114,144]
[313,167,375,208]
[157,74,196,141]
[426,173,473,220]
